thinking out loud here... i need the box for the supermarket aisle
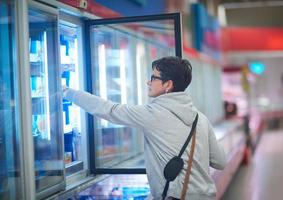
[222,129,283,200]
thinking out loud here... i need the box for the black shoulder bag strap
[162,113,199,200]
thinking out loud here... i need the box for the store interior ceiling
[217,0,283,27]
[214,0,283,66]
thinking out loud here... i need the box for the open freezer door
[85,13,182,174]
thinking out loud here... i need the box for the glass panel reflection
[0,0,23,199]
[59,22,84,175]
[29,8,64,192]
[77,174,149,199]
[90,19,176,169]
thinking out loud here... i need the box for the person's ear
[165,80,174,93]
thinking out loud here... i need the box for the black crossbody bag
[162,113,199,200]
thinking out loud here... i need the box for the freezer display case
[91,28,142,168]
[0,0,23,199]
[28,5,64,196]
[59,21,84,175]
[76,174,149,199]
[85,13,182,173]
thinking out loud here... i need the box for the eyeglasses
[150,75,164,82]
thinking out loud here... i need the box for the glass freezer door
[28,4,64,198]
[59,21,85,175]
[85,13,182,174]
[0,1,23,199]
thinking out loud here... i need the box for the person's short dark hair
[152,56,192,92]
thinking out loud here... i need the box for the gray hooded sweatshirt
[64,88,226,200]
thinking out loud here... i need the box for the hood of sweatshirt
[150,92,198,126]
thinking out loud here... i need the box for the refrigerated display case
[59,21,85,175]
[85,13,182,174]
[0,1,23,199]
[90,28,142,168]
[28,3,65,198]
[76,174,150,199]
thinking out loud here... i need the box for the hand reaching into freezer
[62,85,69,98]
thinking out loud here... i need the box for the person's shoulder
[196,111,213,129]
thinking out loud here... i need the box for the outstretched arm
[64,88,154,129]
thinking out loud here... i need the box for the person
[63,56,226,200]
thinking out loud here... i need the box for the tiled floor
[222,129,283,200]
